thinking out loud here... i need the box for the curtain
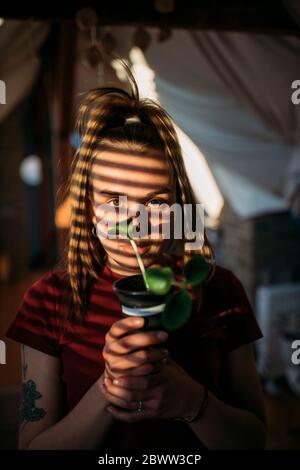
[144,29,300,218]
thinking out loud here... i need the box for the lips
[118,241,150,255]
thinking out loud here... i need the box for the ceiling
[0,1,299,35]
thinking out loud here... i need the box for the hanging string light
[86,25,102,67]
[76,7,102,83]
[132,27,151,52]
[75,7,98,31]
[101,30,117,55]
[76,7,117,84]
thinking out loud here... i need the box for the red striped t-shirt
[6,263,263,450]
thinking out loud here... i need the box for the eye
[147,198,165,207]
[108,198,121,207]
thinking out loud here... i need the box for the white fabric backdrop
[144,29,300,218]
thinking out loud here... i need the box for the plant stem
[171,279,189,289]
[129,239,150,290]
[172,280,184,288]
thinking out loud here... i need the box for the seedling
[108,218,210,330]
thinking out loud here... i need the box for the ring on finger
[137,400,143,412]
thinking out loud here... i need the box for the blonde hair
[65,70,215,322]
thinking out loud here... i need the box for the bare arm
[188,343,267,449]
[19,316,167,450]
[19,345,114,450]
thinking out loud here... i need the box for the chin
[110,252,158,271]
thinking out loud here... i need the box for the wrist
[174,381,208,423]
[94,374,111,411]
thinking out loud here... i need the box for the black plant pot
[113,274,169,334]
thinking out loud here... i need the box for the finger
[111,370,166,390]
[105,347,169,372]
[107,316,145,341]
[103,377,150,402]
[104,363,115,381]
[100,380,141,410]
[105,359,163,379]
[106,405,154,423]
[107,330,169,355]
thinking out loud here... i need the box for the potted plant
[109,218,210,333]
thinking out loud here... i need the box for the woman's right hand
[102,316,169,381]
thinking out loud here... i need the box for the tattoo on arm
[20,380,46,431]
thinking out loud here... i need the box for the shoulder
[209,264,240,284]
[33,269,69,286]
[20,269,71,319]
[207,264,247,299]
[5,270,69,356]
[204,265,263,351]
[24,269,69,298]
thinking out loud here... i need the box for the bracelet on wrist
[173,386,209,423]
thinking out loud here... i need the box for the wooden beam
[0,1,299,35]
[51,21,77,259]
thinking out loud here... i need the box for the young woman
[6,75,266,450]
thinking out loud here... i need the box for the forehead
[90,149,174,197]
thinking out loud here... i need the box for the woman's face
[89,147,178,276]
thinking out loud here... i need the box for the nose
[127,200,148,238]
[128,201,141,219]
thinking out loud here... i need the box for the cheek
[147,239,168,259]
[148,207,175,240]
[94,204,122,229]
[99,237,120,256]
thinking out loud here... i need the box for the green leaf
[161,289,192,331]
[183,255,209,285]
[145,267,173,295]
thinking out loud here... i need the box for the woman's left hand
[100,355,204,422]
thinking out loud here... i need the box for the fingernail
[163,349,169,355]
[113,379,119,385]
[157,331,168,340]
[133,317,144,326]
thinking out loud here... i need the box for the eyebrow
[98,187,172,198]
